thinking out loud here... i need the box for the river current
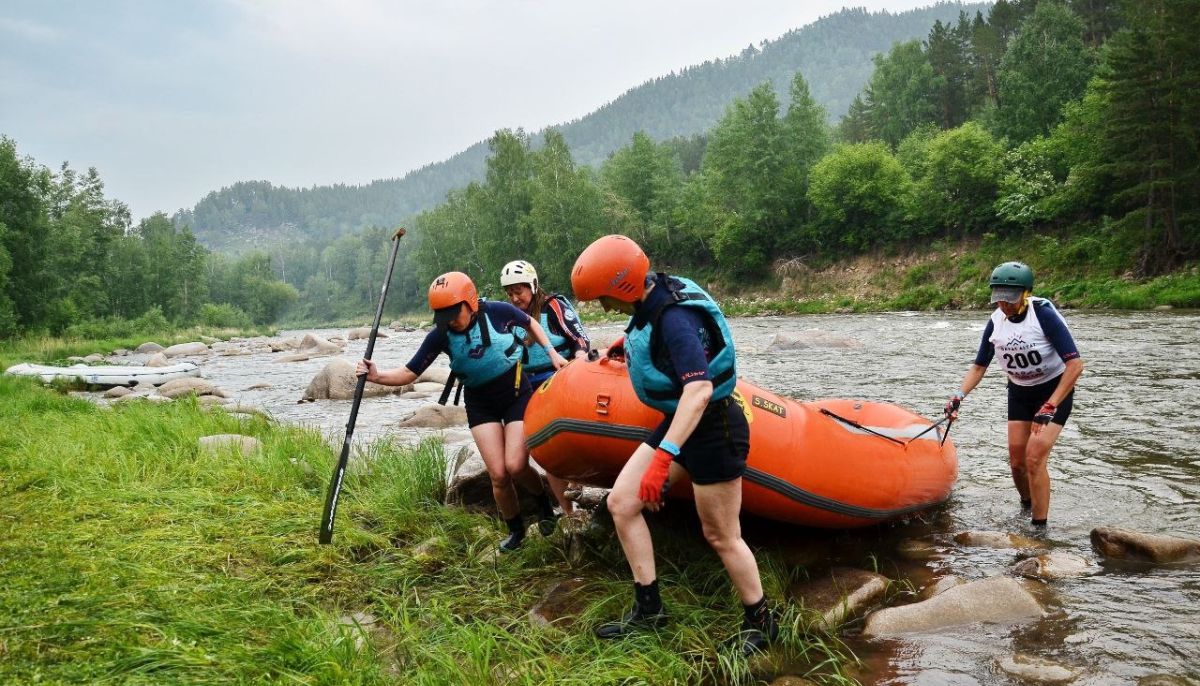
[155,311,1200,684]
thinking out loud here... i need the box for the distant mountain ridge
[178,2,986,252]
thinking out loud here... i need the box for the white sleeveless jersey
[988,297,1068,386]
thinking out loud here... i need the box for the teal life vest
[513,296,576,375]
[624,275,737,413]
[445,303,523,387]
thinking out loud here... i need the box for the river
[147,311,1200,684]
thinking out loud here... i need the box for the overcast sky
[1,1,936,220]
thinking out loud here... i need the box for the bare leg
[545,473,575,514]
[693,478,764,604]
[1025,422,1064,521]
[1007,420,1032,503]
[606,443,672,584]
[471,422,519,520]
[502,420,545,496]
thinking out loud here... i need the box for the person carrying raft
[500,259,590,516]
[357,271,567,552]
[570,234,777,656]
[945,261,1084,529]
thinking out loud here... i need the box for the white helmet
[500,260,538,293]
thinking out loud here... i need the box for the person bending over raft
[357,271,568,552]
[571,234,778,656]
[500,259,591,516]
[945,261,1084,529]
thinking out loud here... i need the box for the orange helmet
[571,234,650,303]
[428,271,479,313]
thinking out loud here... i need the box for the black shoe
[537,511,559,537]
[498,532,524,553]
[594,604,668,639]
[726,608,779,657]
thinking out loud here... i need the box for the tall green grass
[0,378,857,685]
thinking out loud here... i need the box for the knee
[607,491,644,522]
[504,455,530,477]
[1025,442,1051,470]
[1008,447,1027,469]
[488,470,512,490]
[702,526,739,555]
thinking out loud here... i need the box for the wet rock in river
[1013,551,1096,579]
[347,327,388,340]
[528,577,587,629]
[1091,527,1200,563]
[269,336,302,352]
[410,381,445,394]
[303,359,403,400]
[416,367,451,385]
[896,536,943,560]
[395,403,467,428]
[996,653,1081,683]
[862,576,1042,637]
[1137,675,1195,686]
[297,333,343,356]
[954,530,1042,549]
[917,575,965,601]
[788,567,890,631]
[766,330,863,351]
[769,678,818,686]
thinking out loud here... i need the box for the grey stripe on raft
[525,418,946,520]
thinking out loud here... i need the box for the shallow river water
[144,311,1200,684]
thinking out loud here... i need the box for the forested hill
[177,2,983,252]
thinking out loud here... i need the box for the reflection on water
[149,311,1200,683]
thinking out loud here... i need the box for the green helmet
[989,261,1034,290]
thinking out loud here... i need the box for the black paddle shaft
[319,227,405,544]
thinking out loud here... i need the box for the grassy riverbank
[0,377,858,685]
[0,326,274,371]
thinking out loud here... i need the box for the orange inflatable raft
[525,357,958,529]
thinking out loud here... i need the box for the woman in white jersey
[944,262,1084,528]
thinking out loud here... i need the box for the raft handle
[595,394,611,416]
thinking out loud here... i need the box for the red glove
[944,392,964,419]
[1033,402,1056,425]
[638,448,674,503]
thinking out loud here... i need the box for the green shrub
[199,303,253,329]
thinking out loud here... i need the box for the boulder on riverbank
[395,403,467,428]
[1090,527,1200,563]
[144,352,170,367]
[347,327,388,340]
[164,342,209,358]
[135,341,165,354]
[198,434,261,455]
[302,359,404,400]
[862,576,1042,636]
[158,378,229,399]
[788,567,890,631]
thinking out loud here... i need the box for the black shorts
[647,396,750,485]
[463,364,532,428]
[1008,375,1074,425]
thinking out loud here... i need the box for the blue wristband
[658,439,681,457]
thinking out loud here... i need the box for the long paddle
[319,227,405,544]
